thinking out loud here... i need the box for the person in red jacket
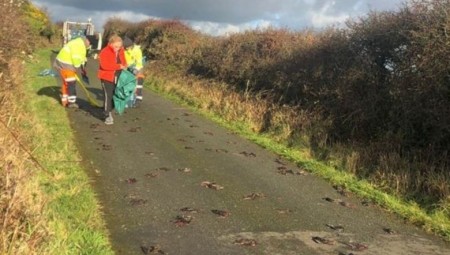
[98,35,127,125]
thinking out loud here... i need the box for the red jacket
[97,44,127,83]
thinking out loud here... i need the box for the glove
[127,66,138,75]
[80,64,90,84]
[80,64,87,76]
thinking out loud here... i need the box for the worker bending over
[53,36,90,108]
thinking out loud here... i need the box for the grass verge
[145,69,450,241]
[0,59,46,253]
[1,48,114,254]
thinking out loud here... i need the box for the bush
[103,18,206,70]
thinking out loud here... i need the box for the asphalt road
[62,59,450,254]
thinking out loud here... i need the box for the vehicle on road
[62,18,102,54]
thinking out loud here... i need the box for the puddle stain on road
[219,230,450,255]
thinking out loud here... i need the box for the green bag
[113,70,136,115]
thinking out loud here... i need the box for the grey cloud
[32,0,405,32]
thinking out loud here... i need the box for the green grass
[23,48,114,254]
[146,74,450,241]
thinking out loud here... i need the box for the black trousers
[101,79,115,116]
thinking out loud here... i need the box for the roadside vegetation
[104,0,450,239]
[0,0,113,254]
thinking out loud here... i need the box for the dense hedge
[187,2,450,154]
[103,0,450,202]
[103,19,205,67]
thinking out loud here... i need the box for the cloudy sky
[31,0,406,36]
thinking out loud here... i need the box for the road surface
[56,58,450,254]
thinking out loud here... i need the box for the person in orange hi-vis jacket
[53,36,91,108]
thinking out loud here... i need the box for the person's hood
[123,37,133,48]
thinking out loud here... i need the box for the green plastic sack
[113,70,136,115]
